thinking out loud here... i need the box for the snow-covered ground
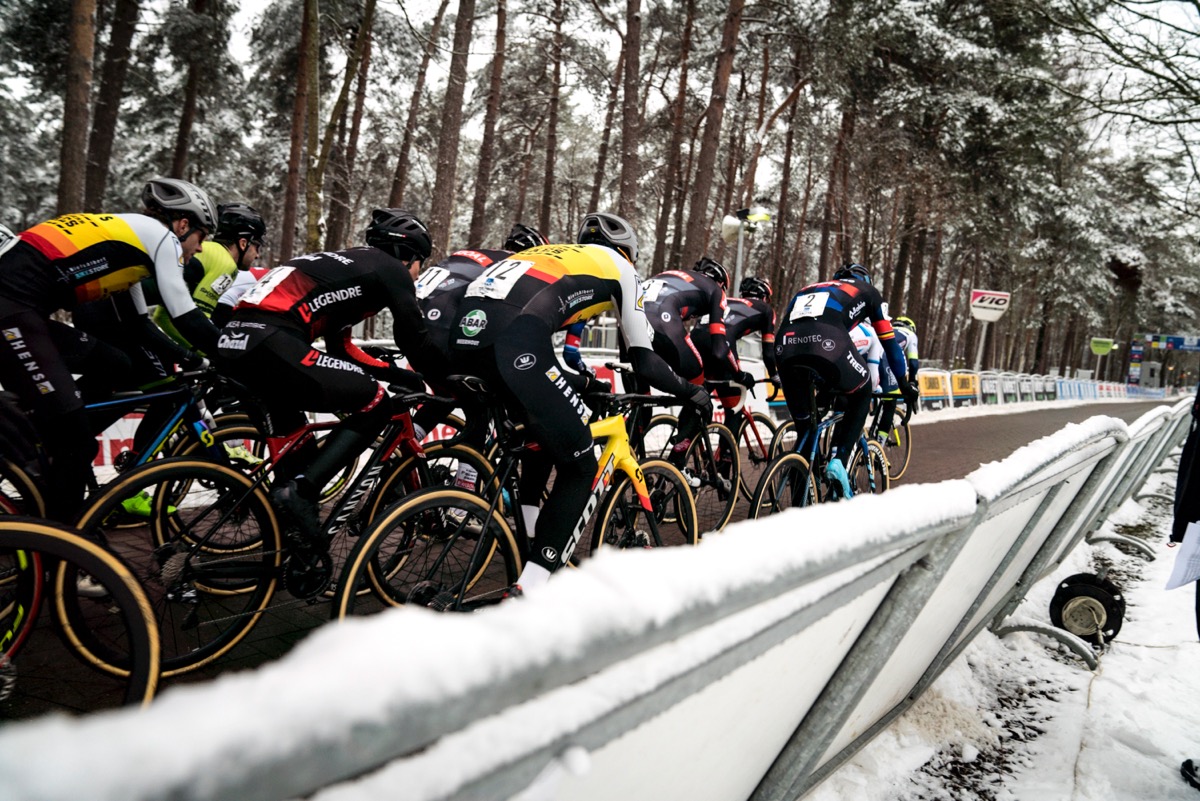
[810,468,1200,801]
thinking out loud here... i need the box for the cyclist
[411,222,548,441]
[155,203,266,342]
[450,212,712,590]
[215,208,445,546]
[642,256,737,461]
[774,262,918,497]
[0,176,220,519]
[876,314,920,435]
[692,274,777,438]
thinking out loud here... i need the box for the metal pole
[973,320,989,372]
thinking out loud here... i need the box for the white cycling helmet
[578,212,638,264]
[142,177,219,232]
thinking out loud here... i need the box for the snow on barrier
[1,398,1193,801]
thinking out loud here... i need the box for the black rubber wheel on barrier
[1049,573,1125,645]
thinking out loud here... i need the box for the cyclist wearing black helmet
[216,208,446,551]
[775,262,918,497]
[641,256,736,461]
[0,176,220,518]
[450,211,712,591]
[692,274,778,436]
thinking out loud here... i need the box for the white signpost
[970,289,1011,371]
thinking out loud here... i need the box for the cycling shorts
[774,321,870,395]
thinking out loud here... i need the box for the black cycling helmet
[142,177,218,232]
[214,203,266,246]
[893,315,916,330]
[739,275,772,300]
[833,262,870,283]
[365,208,432,261]
[503,223,548,252]
[693,256,729,290]
[578,212,638,264]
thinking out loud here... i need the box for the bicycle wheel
[849,439,890,495]
[584,459,698,560]
[0,458,45,517]
[882,423,912,480]
[0,516,159,712]
[768,419,798,461]
[0,534,42,661]
[61,458,281,677]
[640,413,679,460]
[334,488,521,617]
[682,423,741,533]
[749,453,818,518]
[737,411,777,503]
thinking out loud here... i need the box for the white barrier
[3,398,1193,801]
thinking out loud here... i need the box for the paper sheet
[1166,521,1200,590]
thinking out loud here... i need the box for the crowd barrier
[4,395,1192,801]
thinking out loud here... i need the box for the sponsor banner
[969,289,1011,322]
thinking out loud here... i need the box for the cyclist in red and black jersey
[775,262,918,496]
[451,212,712,590]
[692,275,778,436]
[0,177,219,518]
[216,208,444,544]
[642,257,736,459]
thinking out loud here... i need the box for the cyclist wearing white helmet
[0,176,220,519]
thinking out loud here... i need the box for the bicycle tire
[334,488,521,617]
[883,423,912,480]
[768,419,798,461]
[850,439,890,495]
[62,457,281,677]
[0,516,159,708]
[0,531,42,661]
[737,411,777,503]
[640,413,680,460]
[682,422,741,533]
[0,458,46,517]
[749,452,818,518]
[584,458,698,560]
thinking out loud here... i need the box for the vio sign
[969,289,1011,322]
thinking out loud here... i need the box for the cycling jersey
[692,295,777,377]
[644,269,731,370]
[850,321,883,391]
[416,248,509,357]
[151,244,239,345]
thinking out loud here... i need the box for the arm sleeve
[382,269,446,383]
[562,321,593,376]
[134,310,200,367]
[629,346,696,398]
[760,304,778,375]
[707,289,732,366]
[869,298,911,391]
[328,329,391,376]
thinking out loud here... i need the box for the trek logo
[300,350,364,373]
[460,309,488,337]
[217,332,249,351]
[847,351,867,377]
[821,339,836,352]
[514,353,537,370]
[299,286,363,322]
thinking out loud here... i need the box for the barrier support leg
[1086,530,1157,561]
[991,619,1098,670]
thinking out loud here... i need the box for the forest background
[1,0,1199,380]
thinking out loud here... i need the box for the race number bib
[788,292,829,321]
[464,259,533,300]
[239,265,296,307]
[642,278,666,304]
[414,266,451,300]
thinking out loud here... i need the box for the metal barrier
[1,399,1192,801]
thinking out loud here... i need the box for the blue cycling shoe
[825,457,853,499]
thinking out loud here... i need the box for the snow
[1,395,1196,801]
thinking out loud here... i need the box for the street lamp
[720,207,771,291]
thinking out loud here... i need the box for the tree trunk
[302,0,322,251]
[817,105,854,279]
[538,0,564,235]
[280,0,317,261]
[84,0,139,212]
[171,0,209,179]
[769,92,799,282]
[389,0,451,207]
[616,0,642,220]
[680,0,744,268]
[428,0,478,256]
[325,15,373,250]
[57,0,96,215]
[888,190,918,312]
[467,0,507,246]
[308,0,376,252]
[586,49,624,215]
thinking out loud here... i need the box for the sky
[1,395,1197,801]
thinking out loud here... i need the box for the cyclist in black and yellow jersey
[451,212,712,590]
[0,177,220,518]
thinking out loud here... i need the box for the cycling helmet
[142,177,218,232]
[893,315,916,330]
[365,208,433,261]
[739,275,772,300]
[503,222,548,252]
[214,203,266,246]
[832,262,870,283]
[693,257,729,290]
[577,212,638,264]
